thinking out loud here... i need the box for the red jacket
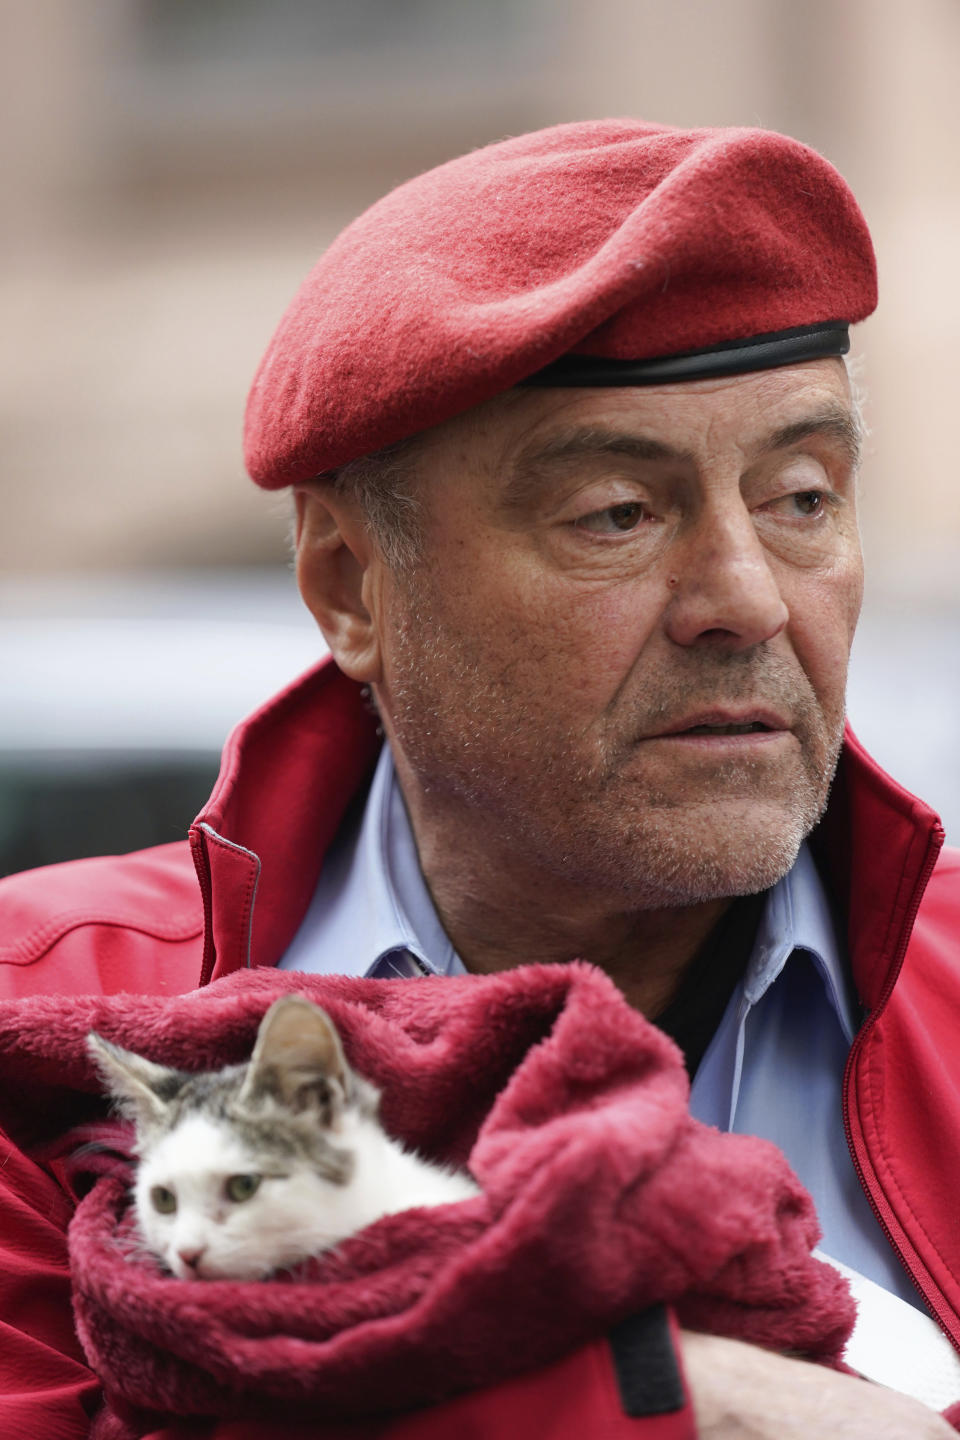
[1,658,958,1439]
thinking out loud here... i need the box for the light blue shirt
[279,742,466,980]
[280,744,922,1309]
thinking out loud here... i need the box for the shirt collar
[746,840,858,1042]
[290,742,854,1032]
[277,743,465,977]
[372,745,463,975]
[311,743,460,977]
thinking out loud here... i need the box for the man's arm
[0,1124,699,1440]
[1,1131,953,1440]
[0,1127,99,1439]
[682,1330,959,1438]
[135,1338,960,1439]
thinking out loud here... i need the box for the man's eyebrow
[500,403,862,508]
[501,426,695,508]
[760,404,862,469]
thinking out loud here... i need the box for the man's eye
[576,502,648,534]
[790,490,827,517]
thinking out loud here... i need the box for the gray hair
[314,435,425,572]
[843,351,869,454]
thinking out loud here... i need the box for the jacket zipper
[189,826,217,988]
[841,822,957,1344]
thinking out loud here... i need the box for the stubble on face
[383,569,846,913]
[373,365,861,925]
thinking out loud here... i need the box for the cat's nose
[177,1245,207,1273]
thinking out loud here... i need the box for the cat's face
[135,1109,357,1280]
[89,995,381,1282]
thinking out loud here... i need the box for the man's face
[374,359,863,910]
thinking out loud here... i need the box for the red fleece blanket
[0,964,855,1430]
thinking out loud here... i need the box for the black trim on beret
[521,321,850,387]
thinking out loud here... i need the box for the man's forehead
[422,358,858,483]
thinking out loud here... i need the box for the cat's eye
[150,1185,177,1215]
[224,1173,262,1203]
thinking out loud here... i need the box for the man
[2,120,958,1438]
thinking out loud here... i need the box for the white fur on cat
[137,1106,478,1282]
[89,996,479,1283]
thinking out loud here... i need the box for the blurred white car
[0,571,326,876]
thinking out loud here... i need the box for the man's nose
[663,505,788,650]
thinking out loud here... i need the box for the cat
[87,994,479,1281]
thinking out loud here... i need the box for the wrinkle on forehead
[428,354,846,449]
[497,400,861,513]
[417,357,857,504]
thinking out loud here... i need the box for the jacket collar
[190,658,945,1001]
[190,660,379,984]
[813,725,944,1013]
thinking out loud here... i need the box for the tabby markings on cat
[88,995,478,1281]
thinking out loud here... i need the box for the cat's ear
[238,996,351,1116]
[87,1032,182,1131]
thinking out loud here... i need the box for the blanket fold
[0,963,854,1426]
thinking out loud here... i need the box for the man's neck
[449,889,733,1019]
[396,774,732,1019]
[569,900,734,1018]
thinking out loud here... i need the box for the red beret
[244,119,876,487]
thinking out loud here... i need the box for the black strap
[521,322,850,387]
[608,1305,687,1416]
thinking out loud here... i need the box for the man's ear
[294,484,385,684]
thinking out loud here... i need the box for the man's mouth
[679,721,772,736]
[646,708,791,740]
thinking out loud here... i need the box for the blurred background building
[1,0,958,870]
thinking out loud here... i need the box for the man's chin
[629,800,815,907]
[568,785,820,908]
